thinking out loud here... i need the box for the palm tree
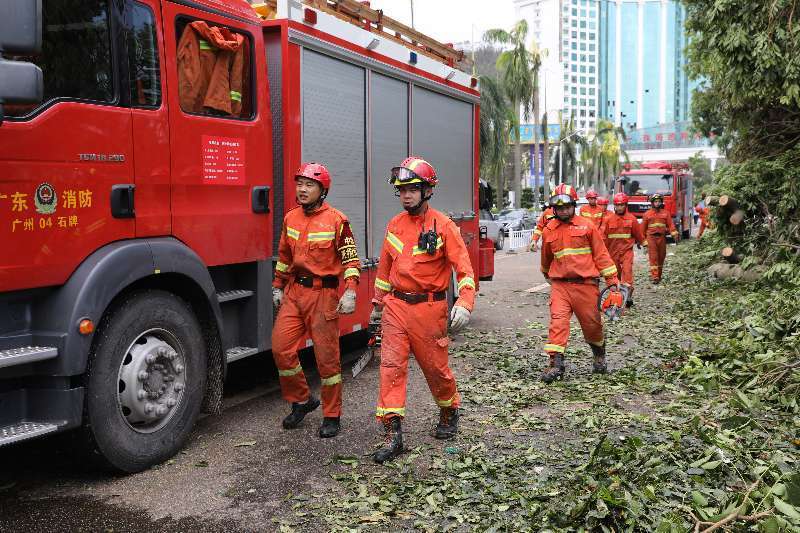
[541,112,551,203]
[529,44,546,206]
[484,21,536,208]
[479,76,515,205]
[551,114,586,186]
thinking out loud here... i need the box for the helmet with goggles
[389,156,438,188]
[548,183,579,207]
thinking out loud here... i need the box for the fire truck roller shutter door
[411,86,474,217]
[265,31,284,255]
[302,49,366,258]
[370,73,409,258]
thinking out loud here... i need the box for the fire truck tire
[82,289,207,473]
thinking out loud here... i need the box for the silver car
[479,209,505,250]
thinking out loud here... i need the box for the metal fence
[508,229,534,251]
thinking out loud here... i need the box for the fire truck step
[226,346,259,363]
[0,346,58,369]
[0,421,60,447]
[216,290,254,303]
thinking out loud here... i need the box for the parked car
[497,209,536,235]
[479,209,505,250]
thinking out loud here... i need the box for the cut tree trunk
[718,195,738,211]
[730,209,746,225]
[706,196,720,206]
[708,263,767,282]
[721,247,741,264]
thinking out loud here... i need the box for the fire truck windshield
[622,174,673,196]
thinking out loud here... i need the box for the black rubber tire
[82,290,207,473]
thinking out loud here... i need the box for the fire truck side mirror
[0,0,44,124]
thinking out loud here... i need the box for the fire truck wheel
[83,289,207,473]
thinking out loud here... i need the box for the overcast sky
[367,0,517,46]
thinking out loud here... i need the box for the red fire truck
[0,0,484,472]
[616,161,694,239]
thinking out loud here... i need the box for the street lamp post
[558,129,584,185]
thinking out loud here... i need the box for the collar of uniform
[303,202,330,217]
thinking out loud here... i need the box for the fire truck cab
[0,0,483,472]
[616,161,693,239]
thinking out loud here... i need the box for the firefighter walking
[579,190,605,228]
[601,193,644,306]
[641,193,679,284]
[271,163,362,438]
[540,184,620,382]
[370,157,476,463]
[695,193,711,238]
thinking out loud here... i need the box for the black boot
[434,407,459,440]
[373,417,403,463]
[541,354,565,383]
[318,417,340,438]
[282,397,320,429]
[591,344,608,374]
[625,298,634,308]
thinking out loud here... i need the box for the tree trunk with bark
[512,103,521,208]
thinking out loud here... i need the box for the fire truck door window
[412,86,474,216]
[4,0,115,118]
[175,19,253,119]
[624,174,673,196]
[126,2,161,107]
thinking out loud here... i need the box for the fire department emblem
[34,182,57,215]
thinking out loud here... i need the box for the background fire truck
[616,161,694,239]
[0,0,485,472]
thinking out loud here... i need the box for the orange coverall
[601,211,644,296]
[177,21,246,116]
[272,203,361,418]
[641,208,679,281]
[372,207,476,421]
[579,204,606,228]
[541,217,619,357]
[695,205,710,237]
[532,207,555,244]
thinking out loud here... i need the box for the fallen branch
[689,480,771,533]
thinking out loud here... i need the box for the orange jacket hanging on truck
[177,21,247,116]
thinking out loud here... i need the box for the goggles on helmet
[389,167,425,186]
[549,194,575,207]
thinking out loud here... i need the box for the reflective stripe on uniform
[587,339,605,347]
[321,374,342,386]
[375,277,392,291]
[344,267,360,279]
[276,261,289,273]
[308,231,335,242]
[376,407,405,417]
[230,90,242,102]
[649,222,667,228]
[458,277,476,291]
[278,364,303,377]
[534,228,543,236]
[386,232,404,254]
[554,247,591,259]
[286,227,300,240]
[199,39,212,51]
[436,394,457,407]
[608,233,632,239]
[544,343,566,353]
[600,265,618,277]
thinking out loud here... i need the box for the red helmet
[295,162,331,189]
[585,190,599,199]
[650,193,664,203]
[389,156,438,187]
[613,192,629,205]
[597,196,609,206]
[549,183,578,207]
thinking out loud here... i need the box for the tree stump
[721,247,741,264]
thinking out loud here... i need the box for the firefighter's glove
[530,239,539,252]
[336,289,357,315]
[369,305,383,324]
[449,305,471,333]
[273,288,284,308]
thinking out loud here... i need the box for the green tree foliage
[520,187,534,209]
[688,152,713,201]
[479,76,515,206]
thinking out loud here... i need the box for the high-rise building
[514,0,696,133]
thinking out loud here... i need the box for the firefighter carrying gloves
[642,193,679,284]
[601,193,645,307]
[271,163,362,439]
[541,184,620,383]
[530,206,556,252]
[370,157,476,464]
[579,190,605,228]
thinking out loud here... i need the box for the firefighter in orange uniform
[530,206,555,252]
[541,184,620,382]
[641,193,679,284]
[370,157,476,463]
[695,193,711,238]
[272,163,362,438]
[579,190,605,228]
[597,196,610,227]
[601,193,644,307]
